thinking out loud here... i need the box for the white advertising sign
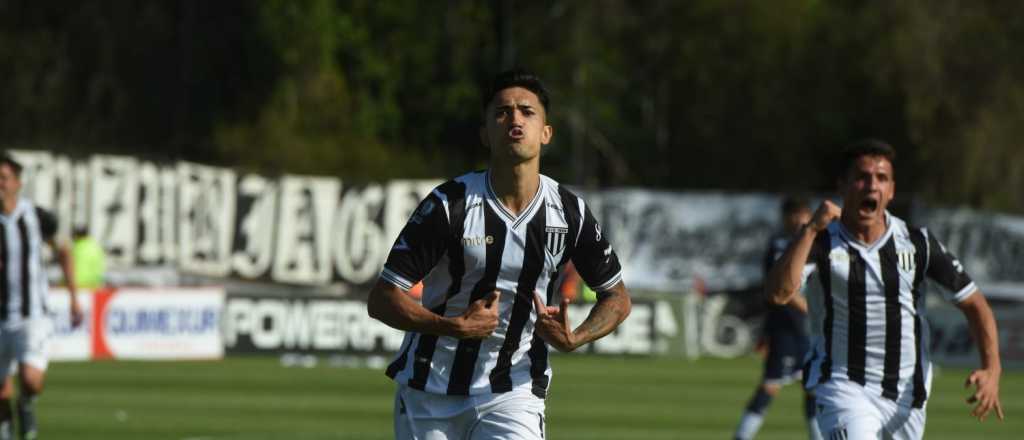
[47,288,225,361]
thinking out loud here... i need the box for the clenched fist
[453,291,501,339]
[809,200,841,232]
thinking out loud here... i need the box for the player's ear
[541,124,553,146]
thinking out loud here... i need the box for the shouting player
[766,140,1003,439]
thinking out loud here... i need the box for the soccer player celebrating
[766,140,1003,439]
[368,69,632,439]
[0,154,83,440]
[734,196,822,440]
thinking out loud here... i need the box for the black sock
[744,387,774,414]
[16,396,35,439]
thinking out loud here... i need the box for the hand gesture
[809,200,841,232]
[532,293,578,352]
[70,297,84,328]
[965,369,1004,422]
[454,291,500,339]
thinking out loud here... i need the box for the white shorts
[394,384,546,440]
[0,318,54,376]
[812,379,926,440]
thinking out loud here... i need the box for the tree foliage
[2,0,1022,210]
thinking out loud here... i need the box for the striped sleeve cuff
[380,268,415,291]
[592,271,623,292]
[951,282,979,303]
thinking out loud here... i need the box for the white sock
[734,411,765,440]
[807,418,824,440]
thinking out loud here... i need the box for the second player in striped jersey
[766,140,1003,440]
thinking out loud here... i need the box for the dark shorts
[763,330,809,385]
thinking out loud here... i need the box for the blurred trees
[1,0,1022,211]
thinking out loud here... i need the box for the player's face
[0,164,21,201]
[481,87,552,164]
[839,155,894,228]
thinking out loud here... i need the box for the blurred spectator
[71,226,106,289]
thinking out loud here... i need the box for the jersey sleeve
[924,230,977,303]
[35,207,58,241]
[570,202,623,292]
[379,193,449,291]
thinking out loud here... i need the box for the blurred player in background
[766,140,1003,439]
[734,196,822,440]
[367,69,632,440]
[0,154,83,440]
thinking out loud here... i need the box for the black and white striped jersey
[0,199,58,326]
[379,170,623,397]
[802,213,976,408]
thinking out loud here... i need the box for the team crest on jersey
[897,248,916,272]
[545,226,568,256]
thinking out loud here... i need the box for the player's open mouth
[508,127,524,139]
[859,198,878,215]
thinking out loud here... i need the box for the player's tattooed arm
[533,281,631,352]
[577,283,631,342]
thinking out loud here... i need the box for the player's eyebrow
[495,103,534,109]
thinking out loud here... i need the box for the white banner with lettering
[13,150,439,286]
[13,150,1024,295]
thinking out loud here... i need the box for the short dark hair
[482,69,551,114]
[0,153,22,177]
[781,195,810,216]
[839,138,896,179]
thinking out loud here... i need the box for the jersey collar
[484,170,545,229]
[838,210,894,254]
[0,198,29,223]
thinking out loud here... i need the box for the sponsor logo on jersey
[462,236,494,246]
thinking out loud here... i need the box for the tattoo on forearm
[579,312,611,337]
[577,297,628,342]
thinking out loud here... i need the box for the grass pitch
[39,355,1020,439]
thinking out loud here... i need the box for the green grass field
[37,355,1021,439]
